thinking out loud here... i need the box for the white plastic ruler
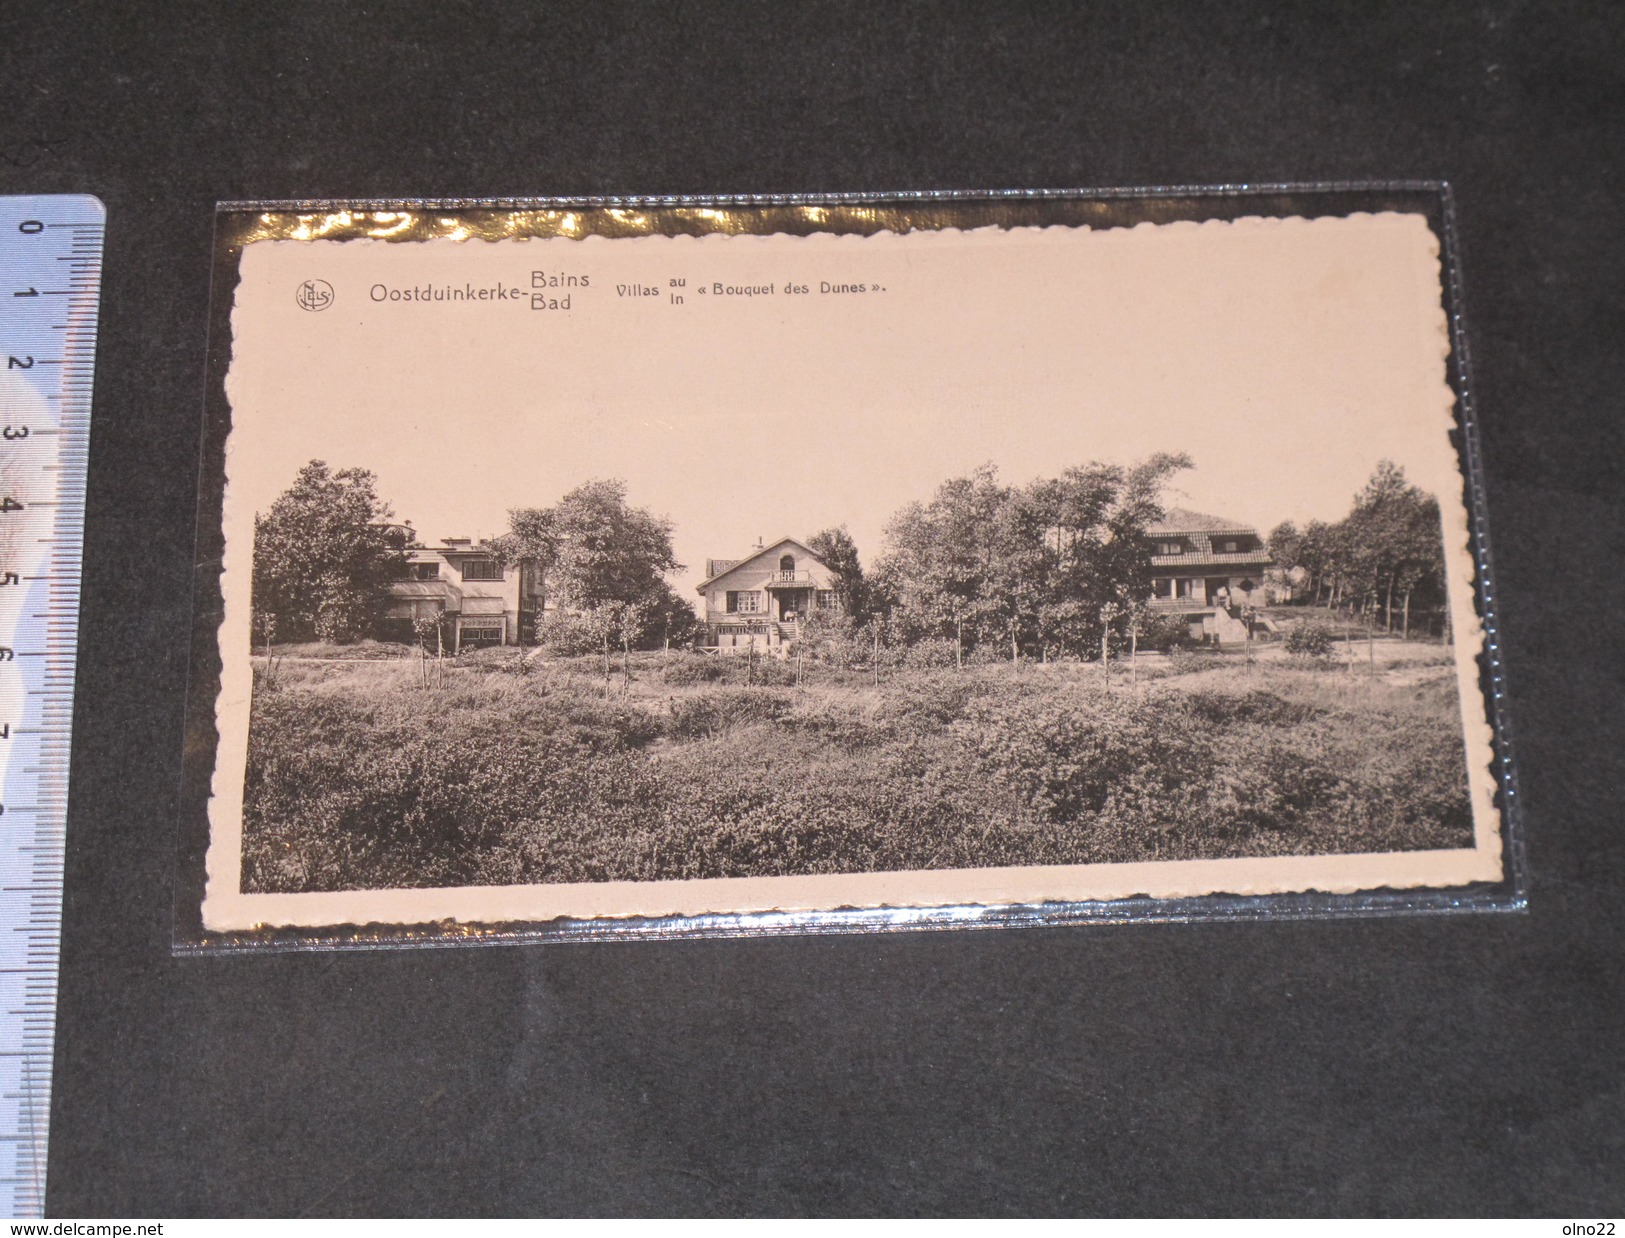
[0,194,102,1219]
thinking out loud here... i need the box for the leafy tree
[640,581,701,650]
[497,479,682,670]
[548,480,680,610]
[1021,453,1191,659]
[791,603,850,667]
[1343,461,1446,633]
[1275,463,1446,636]
[806,525,872,621]
[1268,520,1305,601]
[1297,518,1351,609]
[488,505,562,618]
[1393,491,1446,638]
[251,460,411,644]
[878,463,1010,656]
[980,482,1053,660]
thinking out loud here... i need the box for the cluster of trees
[1267,460,1447,639]
[253,451,1451,662]
[794,454,1195,664]
[251,450,1192,664]
[250,462,699,653]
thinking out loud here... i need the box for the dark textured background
[1,0,1619,1216]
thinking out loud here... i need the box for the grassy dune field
[240,643,1475,894]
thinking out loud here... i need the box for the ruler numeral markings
[0,196,100,1219]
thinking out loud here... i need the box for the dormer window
[1157,541,1183,556]
[1218,539,1240,554]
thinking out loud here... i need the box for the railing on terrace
[766,570,814,584]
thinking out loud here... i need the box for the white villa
[695,537,842,653]
[382,537,547,651]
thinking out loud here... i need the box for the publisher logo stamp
[296,279,334,312]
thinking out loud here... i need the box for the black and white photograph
[15,0,1620,1218]
[202,208,1503,930]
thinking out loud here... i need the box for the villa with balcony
[695,537,842,653]
[1146,509,1277,646]
[381,537,547,652]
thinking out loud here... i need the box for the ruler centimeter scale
[0,195,102,1219]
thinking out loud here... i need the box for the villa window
[460,558,503,582]
[726,591,760,614]
[1219,539,1239,554]
[779,554,796,573]
[459,623,502,648]
[1153,578,1173,597]
[816,589,838,610]
[1158,541,1183,556]
[411,562,440,581]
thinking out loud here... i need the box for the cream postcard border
[201,213,1503,932]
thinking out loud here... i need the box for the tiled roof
[1148,507,1258,536]
[1144,507,1271,563]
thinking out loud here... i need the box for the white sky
[227,215,1460,599]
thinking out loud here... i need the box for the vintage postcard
[198,206,1504,932]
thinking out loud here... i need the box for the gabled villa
[1146,509,1277,645]
[695,537,842,653]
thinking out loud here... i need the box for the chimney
[756,535,764,550]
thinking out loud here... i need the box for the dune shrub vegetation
[241,655,1475,894]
